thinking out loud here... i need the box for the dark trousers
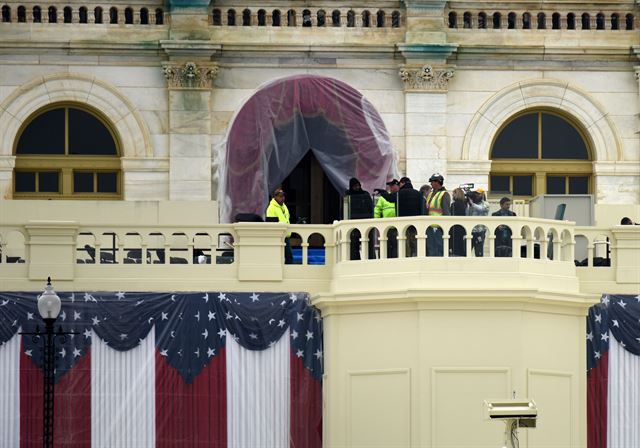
[284,237,293,264]
[472,229,486,257]
[427,227,443,256]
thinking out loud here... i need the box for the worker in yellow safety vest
[374,179,400,257]
[425,173,451,256]
[266,187,293,264]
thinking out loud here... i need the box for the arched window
[287,9,295,26]
[567,13,575,29]
[211,8,221,25]
[242,9,251,26]
[522,12,531,29]
[2,5,10,22]
[14,104,122,199]
[272,9,280,26]
[581,13,590,30]
[79,6,87,23]
[155,8,163,25]
[478,12,486,29]
[317,10,325,27]
[611,13,619,30]
[17,5,25,22]
[302,9,311,27]
[537,12,545,29]
[109,7,117,24]
[625,14,634,30]
[492,12,501,29]
[362,10,370,27]
[376,10,384,27]
[124,7,133,24]
[48,6,57,23]
[94,7,102,24]
[552,13,560,29]
[596,13,604,29]
[332,10,340,27]
[63,6,72,23]
[257,9,266,26]
[140,8,148,25]
[227,9,235,26]
[507,12,516,29]
[490,110,591,198]
[391,10,400,27]
[347,10,355,27]
[463,11,471,28]
[33,6,41,22]
[448,11,457,28]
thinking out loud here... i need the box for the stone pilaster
[0,156,16,200]
[162,61,219,201]
[399,65,454,183]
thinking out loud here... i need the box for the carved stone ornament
[162,62,219,88]
[399,65,455,91]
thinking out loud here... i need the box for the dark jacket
[397,182,424,217]
[345,189,374,219]
[492,209,516,216]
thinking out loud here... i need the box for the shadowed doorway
[281,151,341,225]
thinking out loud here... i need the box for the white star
[208,311,216,321]
[135,300,144,306]
[170,331,175,338]
[207,347,215,357]
[278,319,286,328]
[620,341,626,348]
[25,349,33,357]
[594,351,601,359]
[586,332,593,341]
[296,312,304,322]
[60,310,66,321]
[73,348,81,357]
[218,293,227,302]
[612,320,619,327]
[314,313,321,322]
[170,295,176,302]
[84,292,93,302]
[73,311,81,320]
[291,330,298,340]
[595,314,602,323]
[306,331,313,340]
[92,316,100,325]
[269,318,275,325]
[249,333,258,339]
[69,293,75,303]
[601,332,609,341]
[296,350,304,358]
[231,333,239,341]
[226,312,233,320]
[618,300,627,309]
[195,311,200,322]
[27,312,34,320]
[635,294,640,303]
[290,293,298,302]
[160,349,168,357]
[148,317,154,324]
[280,300,287,306]
[12,320,17,327]
[0,299,8,306]
[83,328,92,339]
[314,349,322,359]
[202,329,209,339]
[116,292,126,300]
[161,312,168,320]
[194,348,200,358]
[120,334,128,340]
[218,329,226,338]
[203,293,209,303]
[601,295,610,305]
[250,293,260,302]
[269,340,276,347]
[59,347,66,358]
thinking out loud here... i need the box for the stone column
[162,61,219,200]
[0,156,15,199]
[399,65,454,182]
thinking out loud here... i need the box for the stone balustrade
[446,10,636,31]
[0,3,166,24]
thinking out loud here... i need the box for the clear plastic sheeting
[219,74,397,222]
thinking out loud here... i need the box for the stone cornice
[399,65,455,92]
[161,61,219,89]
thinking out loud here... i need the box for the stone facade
[0,0,638,211]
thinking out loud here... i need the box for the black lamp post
[21,277,67,448]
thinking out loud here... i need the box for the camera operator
[466,188,489,257]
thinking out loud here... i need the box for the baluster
[512,236,522,258]
[586,243,594,267]
[526,235,534,259]
[340,234,349,261]
[301,242,309,265]
[417,231,426,258]
[539,237,547,261]
[465,233,473,257]
[0,241,5,263]
[486,232,494,257]
[379,236,388,259]
[95,242,102,264]
[443,233,450,258]
[398,233,406,258]
[553,239,561,261]
[164,237,170,265]
[188,238,194,264]
[116,235,125,264]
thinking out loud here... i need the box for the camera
[459,183,474,193]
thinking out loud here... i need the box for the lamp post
[21,277,70,448]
